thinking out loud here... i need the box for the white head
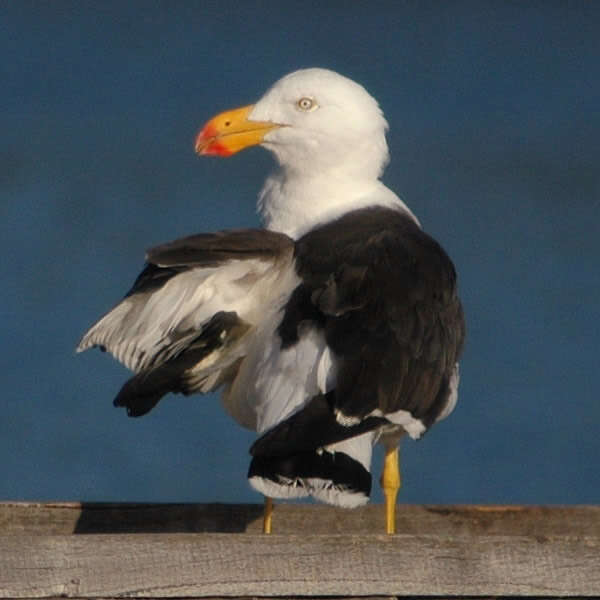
[196,68,390,181]
[249,68,390,180]
[195,69,409,236]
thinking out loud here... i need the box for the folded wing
[251,207,465,456]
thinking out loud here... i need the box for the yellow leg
[381,447,401,534]
[263,496,273,534]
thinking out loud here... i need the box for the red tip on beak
[195,122,233,157]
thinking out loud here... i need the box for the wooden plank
[2,501,599,536]
[1,532,599,597]
[1,503,599,597]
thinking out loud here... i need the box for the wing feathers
[78,229,294,394]
[114,311,249,417]
[147,229,292,267]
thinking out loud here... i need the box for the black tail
[248,448,372,507]
[250,392,387,457]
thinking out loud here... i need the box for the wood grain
[1,503,599,598]
[2,532,599,597]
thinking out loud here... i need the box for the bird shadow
[73,502,264,533]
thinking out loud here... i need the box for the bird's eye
[297,97,318,112]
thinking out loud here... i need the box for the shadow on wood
[73,502,264,533]
[2,501,599,536]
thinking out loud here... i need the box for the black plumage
[253,206,465,458]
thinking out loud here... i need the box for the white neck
[258,168,418,239]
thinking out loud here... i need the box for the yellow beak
[195,104,282,157]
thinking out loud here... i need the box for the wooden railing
[1,502,599,597]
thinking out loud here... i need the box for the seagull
[78,68,465,534]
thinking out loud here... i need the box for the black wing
[252,207,465,456]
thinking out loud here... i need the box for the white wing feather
[77,258,285,373]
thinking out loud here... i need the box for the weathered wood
[2,501,599,536]
[2,532,599,597]
[1,503,599,598]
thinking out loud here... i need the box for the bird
[77,68,465,534]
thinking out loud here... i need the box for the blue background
[2,1,599,505]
